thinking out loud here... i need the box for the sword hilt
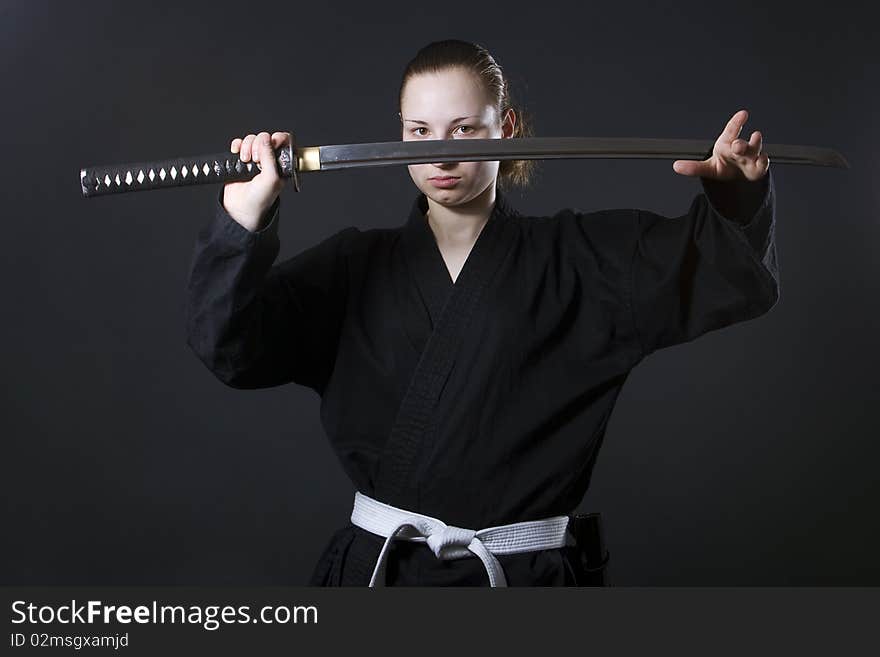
[79,131,302,198]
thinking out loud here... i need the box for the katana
[79,134,849,198]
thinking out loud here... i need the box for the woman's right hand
[222,131,291,232]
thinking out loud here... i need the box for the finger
[230,137,242,154]
[720,109,748,143]
[252,131,271,163]
[257,133,279,182]
[271,131,290,149]
[673,159,713,177]
[241,134,256,162]
[736,148,770,181]
[731,138,749,157]
[729,130,762,164]
[749,152,771,179]
[748,130,762,155]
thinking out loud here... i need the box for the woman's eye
[412,125,474,137]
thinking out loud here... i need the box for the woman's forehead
[401,69,494,120]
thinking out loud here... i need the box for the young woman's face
[400,67,511,207]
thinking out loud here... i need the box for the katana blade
[79,135,849,198]
[309,137,849,171]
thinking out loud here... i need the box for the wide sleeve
[184,189,358,393]
[629,168,780,358]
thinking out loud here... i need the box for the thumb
[672,159,711,177]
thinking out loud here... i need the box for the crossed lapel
[374,189,521,509]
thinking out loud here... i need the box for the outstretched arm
[628,109,779,358]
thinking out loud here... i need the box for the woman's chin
[424,187,460,203]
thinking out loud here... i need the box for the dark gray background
[2,0,876,585]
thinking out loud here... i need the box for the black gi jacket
[184,170,778,586]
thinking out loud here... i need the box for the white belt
[350,491,571,587]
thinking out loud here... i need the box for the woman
[185,39,777,586]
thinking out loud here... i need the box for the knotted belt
[350,491,571,587]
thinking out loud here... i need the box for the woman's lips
[429,176,460,188]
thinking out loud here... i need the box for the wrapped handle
[80,133,300,197]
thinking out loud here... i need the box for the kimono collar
[401,187,521,326]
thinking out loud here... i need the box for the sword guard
[280,130,301,192]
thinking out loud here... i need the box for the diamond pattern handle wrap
[79,134,300,198]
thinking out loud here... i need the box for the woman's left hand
[672,109,771,182]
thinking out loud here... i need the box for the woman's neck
[425,183,496,249]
